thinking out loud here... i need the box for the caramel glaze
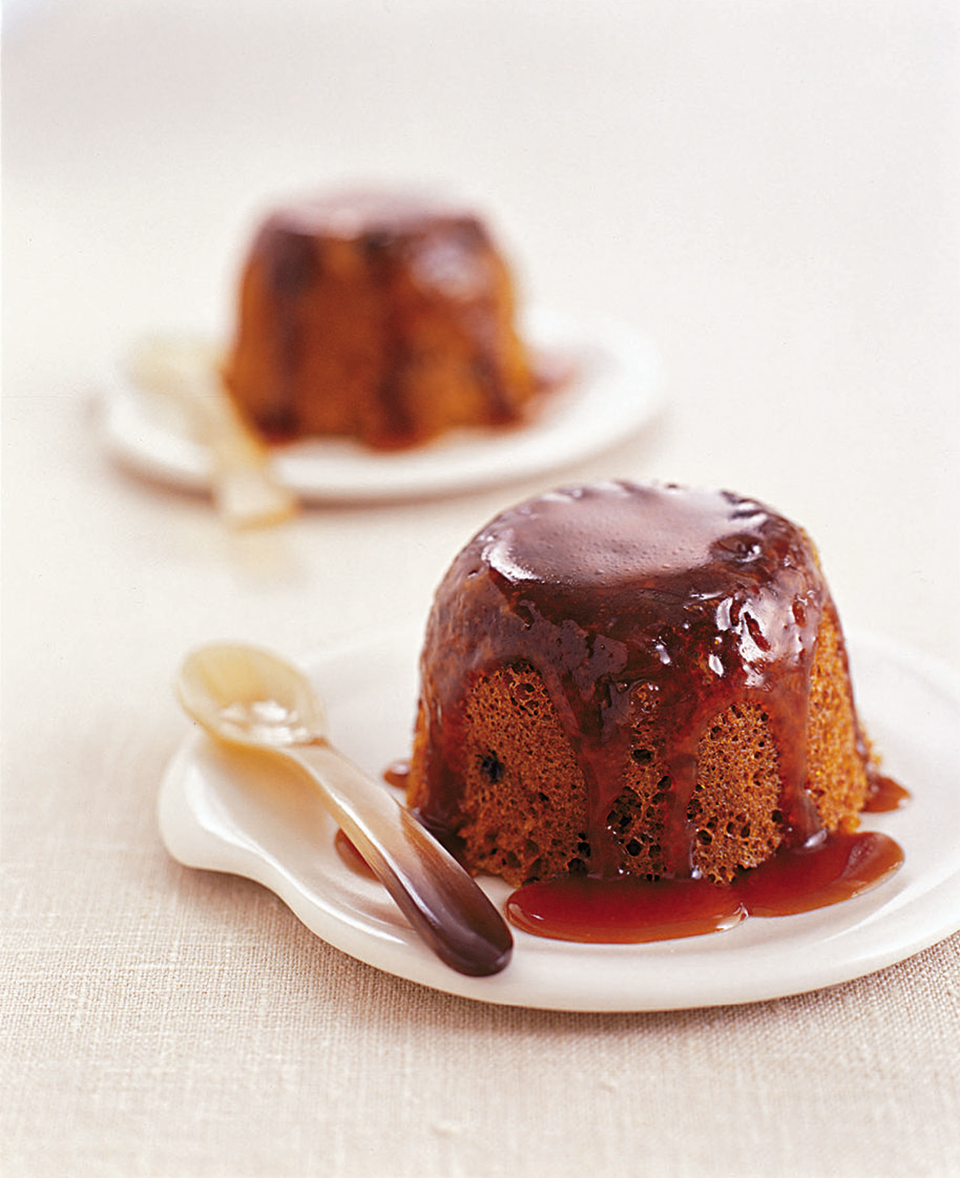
[411,481,905,942]
[863,772,911,812]
[505,831,904,942]
[238,192,525,447]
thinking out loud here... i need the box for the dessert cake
[222,189,538,450]
[406,481,887,896]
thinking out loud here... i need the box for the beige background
[3,1,959,1175]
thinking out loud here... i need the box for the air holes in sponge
[479,752,505,783]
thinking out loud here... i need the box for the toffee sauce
[863,773,911,813]
[506,830,903,943]
[410,482,906,944]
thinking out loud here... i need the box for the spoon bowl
[176,642,512,977]
[178,643,327,747]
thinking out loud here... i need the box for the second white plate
[159,623,960,1012]
[103,308,663,503]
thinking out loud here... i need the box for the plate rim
[103,307,664,504]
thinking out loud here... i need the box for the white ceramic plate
[103,309,662,503]
[159,624,960,1011]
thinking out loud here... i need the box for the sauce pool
[505,830,903,943]
[863,772,910,813]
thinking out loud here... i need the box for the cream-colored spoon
[176,642,513,977]
[128,337,298,529]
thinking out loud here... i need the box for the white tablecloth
[4,2,959,1175]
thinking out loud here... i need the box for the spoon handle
[282,741,513,977]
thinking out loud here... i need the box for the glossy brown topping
[505,829,904,943]
[254,193,497,312]
[415,481,847,878]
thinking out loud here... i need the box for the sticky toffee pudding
[404,481,905,943]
